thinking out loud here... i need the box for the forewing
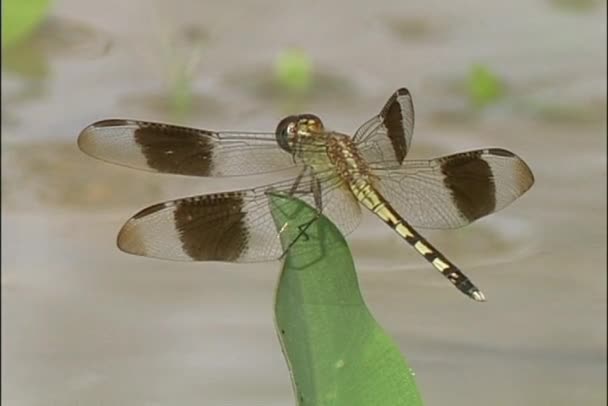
[117,172,361,262]
[373,148,534,229]
[78,119,299,177]
[354,88,414,168]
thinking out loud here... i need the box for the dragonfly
[78,88,534,301]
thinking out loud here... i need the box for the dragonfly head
[275,114,324,153]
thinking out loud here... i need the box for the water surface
[2,0,606,405]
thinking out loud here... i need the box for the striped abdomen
[350,179,485,301]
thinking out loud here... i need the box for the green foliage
[2,0,51,49]
[466,64,504,108]
[275,49,313,93]
[162,26,207,117]
[270,193,423,406]
[550,0,601,11]
[168,69,194,116]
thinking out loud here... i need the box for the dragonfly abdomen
[355,184,486,302]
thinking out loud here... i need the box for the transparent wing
[117,169,362,262]
[354,88,414,168]
[78,119,301,177]
[373,148,534,229]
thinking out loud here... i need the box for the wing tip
[116,219,134,254]
[520,160,535,192]
[116,201,171,254]
[486,148,535,191]
[115,203,196,262]
[77,123,96,155]
[116,219,146,257]
[395,87,411,97]
[77,119,134,154]
[481,148,535,195]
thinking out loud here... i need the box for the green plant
[466,64,504,108]
[2,0,51,49]
[275,49,313,93]
[270,193,423,406]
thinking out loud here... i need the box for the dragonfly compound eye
[275,115,298,152]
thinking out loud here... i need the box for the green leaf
[169,70,194,116]
[2,0,52,49]
[269,193,423,406]
[466,64,504,108]
[275,49,313,93]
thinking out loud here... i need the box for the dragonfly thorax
[326,134,373,183]
[275,114,324,153]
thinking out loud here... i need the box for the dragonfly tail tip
[470,289,487,302]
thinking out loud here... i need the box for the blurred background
[1,0,606,405]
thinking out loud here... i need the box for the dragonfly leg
[312,176,323,211]
[288,167,309,196]
[283,166,317,225]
